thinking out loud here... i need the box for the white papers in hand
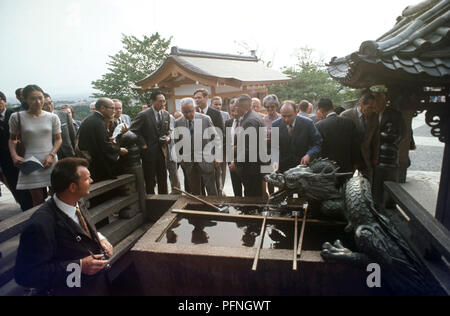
[112,123,127,142]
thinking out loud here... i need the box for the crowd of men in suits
[1,85,409,296]
[1,87,408,206]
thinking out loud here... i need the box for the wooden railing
[0,164,151,296]
[383,181,450,295]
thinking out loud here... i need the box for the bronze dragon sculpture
[265,159,441,295]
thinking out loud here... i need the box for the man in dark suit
[315,98,360,174]
[15,158,113,296]
[234,94,265,197]
[272,101,322,173]
[194,89,225,195]
[130,91,171,194]
[0,91,32,211]
[374,92,407,148]
[341,93,379,184]
[78,98,128,182]
[43,93,77,159]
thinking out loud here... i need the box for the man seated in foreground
[15,158,113,296]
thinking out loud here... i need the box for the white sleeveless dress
[9,111,61,190]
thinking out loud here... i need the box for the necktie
[76,206,92,239]
[361,115,367,136]
[157,111,162,129]
[201,108,205,114]
[288,124,294,137]
[189,120,194,137]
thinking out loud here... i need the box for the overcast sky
[1,0,419,100]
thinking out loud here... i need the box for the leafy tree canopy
[92,32,172,106]
[269,47,362,108]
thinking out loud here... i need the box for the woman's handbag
[15,112,25,157]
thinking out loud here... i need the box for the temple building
[134,47,291,112]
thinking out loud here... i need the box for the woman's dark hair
[22,85,45,100]
[51,158,89,194]
[0,91,6,102]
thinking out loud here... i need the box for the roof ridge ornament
[359,40,379,57]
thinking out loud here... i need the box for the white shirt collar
[199,105,209,114]
[327,112,337,118]
[0,108,5,119]
[54,194,77,221]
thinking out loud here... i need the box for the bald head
[280,102,297,126]
[96,98,115,119]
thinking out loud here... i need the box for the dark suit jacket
[78,112,120,182]
[315,113,360,173]
[198,107,225,156]
[55,110,76,159]
[197,107,224,134]
[236,110,265,171]
[15,199,109,296]
[341,107,379,173]
[130,107,171,163]
[272,116,322,172]
[380,107,407,145]
[0,109,15,173]
[0,109,13,152]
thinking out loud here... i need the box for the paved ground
[403,112,445,215]
[0,113,445,221]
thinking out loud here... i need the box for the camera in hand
[101,251,112,270]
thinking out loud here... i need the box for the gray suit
[117,114,131,127]
[174,113,218,196]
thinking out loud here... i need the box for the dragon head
[266,159,349,204]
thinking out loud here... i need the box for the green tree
[92,32,172,106]
[269,47,362,107]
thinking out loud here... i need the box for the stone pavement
[403,112,444,216]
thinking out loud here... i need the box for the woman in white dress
[8,85,62,207]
